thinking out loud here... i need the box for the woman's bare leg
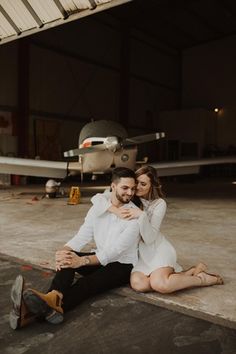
[149,267,220,294]
[130,271,152,292]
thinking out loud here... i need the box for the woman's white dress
[91,192,182,276]
[132,198,182,275]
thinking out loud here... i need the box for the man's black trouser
[48,252,133,312]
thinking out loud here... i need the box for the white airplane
[0,120,235,180]
[0,120,165,180]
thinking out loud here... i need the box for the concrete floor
[1,257,236,354]
[0,176,236,330]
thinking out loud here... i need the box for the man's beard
[115,191,132,204]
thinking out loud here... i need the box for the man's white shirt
[66,200,140,266]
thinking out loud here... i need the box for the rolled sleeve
[95,250,108,266]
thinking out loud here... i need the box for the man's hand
[55,250,72,271]
[55,249,84,271]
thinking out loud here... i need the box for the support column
[17,38,30,157]
[119,23,130,128]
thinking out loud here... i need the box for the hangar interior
[0,0,236,167]
[0,0,236,337]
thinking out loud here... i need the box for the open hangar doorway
[0,0,236,173]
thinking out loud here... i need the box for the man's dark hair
[111,167,135,183]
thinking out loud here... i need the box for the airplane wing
[0,156,81,179]
[149,156,236,176]
[0,155,235,180]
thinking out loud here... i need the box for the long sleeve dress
[133,198,182,275]
[91,192,182,275]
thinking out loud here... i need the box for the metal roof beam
[134,0,198,44]
[21,0,43,27]
[0,0,132,45]
[92,16,178,57]
[182,29,236,50]
[0,4,21,36]
[183,5,224,36]
[52,0,69,19]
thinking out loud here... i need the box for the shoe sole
[23,290,49,317]
[45,310,64,324]
[23,290,63,324]
[9,275,24,330]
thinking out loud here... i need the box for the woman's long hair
[135,165,164,201]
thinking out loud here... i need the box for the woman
[92,166,223,294]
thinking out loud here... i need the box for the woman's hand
[108,205,143,219]
[119,208,143,220]
[108,205,127,218]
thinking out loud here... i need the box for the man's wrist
[81,256,90,266]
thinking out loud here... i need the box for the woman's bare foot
[197,271,224,286]
[183,262,207,276]
[193,262,207,276]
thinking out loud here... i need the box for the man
[10,167,140,329]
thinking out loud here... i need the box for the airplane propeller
[64,132,165,157]
[122,132,165,146]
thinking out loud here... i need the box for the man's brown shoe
[23,289,64,324]
[9,275,35,330]
[27,289,63,314]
